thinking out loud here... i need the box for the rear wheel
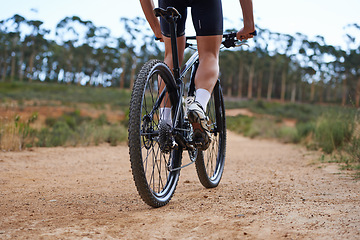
[128,60,182,207]
[195,81,226,188]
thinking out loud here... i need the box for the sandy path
[1,131,359,239]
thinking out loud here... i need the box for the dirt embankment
[1,131,359,239]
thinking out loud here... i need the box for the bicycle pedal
[192,136,211,150]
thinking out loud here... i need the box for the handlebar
[156,31,257,49]
[186,31,256,49]
[222,32,238,48]
[185,33,237,48]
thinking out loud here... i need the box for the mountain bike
[128,7,246,208]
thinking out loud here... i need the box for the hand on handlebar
[237,28,257,41]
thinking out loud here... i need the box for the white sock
[195,89,211,112]
[159,107,172,125]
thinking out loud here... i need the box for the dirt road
[1,131,359,239]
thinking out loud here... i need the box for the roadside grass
[0,112,38,151]
[0,82,130,150]
[226,100,360,177]
[227,115,300,143]
[225,99,348,122]
[0,110,128,151]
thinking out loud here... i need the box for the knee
[199,56,219,76]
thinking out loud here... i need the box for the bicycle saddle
[154,7,181,23]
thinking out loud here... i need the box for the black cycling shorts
[158,0,223,37]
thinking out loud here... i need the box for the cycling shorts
[158,0,223,37]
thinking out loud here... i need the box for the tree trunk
[341,78,347,106]
[355,77,360,108]
[290,82,296,103]
[310,81,316,102]
[2,60,8,82]
[10,52,16,82]
[237,61,243,98]
[129,56,137,90]
[247,63,255,99]
[18,49,24,82]
[227,75,233,97]
[119,57,126,89]
[325,81,333,103]
[0,58,3,81]
[280,67,287,102]
[298,82,303,102]
[256,71,263,100]
[267,62,275,101]
[27,52,36,82]
[318,78,324,103]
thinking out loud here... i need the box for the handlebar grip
[250,30,257,36]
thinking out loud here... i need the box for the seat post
[169,20,180,82]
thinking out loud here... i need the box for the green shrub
[246,117,277,139]
[95,113,109,126]
[50,121,73,147]
[296,121,316,138]
[107,125,128,146]
[60,110,91,130]
[45,117,57,127]
[315,112,354,154]
[343,136,360,163]
[35,112,128,147]
[275,126,300,143]
[93,126,108,146]
[226,115,253,135]
[36,128,51,147]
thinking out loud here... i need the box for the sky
[1,0,360,49]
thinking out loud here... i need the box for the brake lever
[235,41,249,48]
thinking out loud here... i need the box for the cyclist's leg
[195,35,222,95]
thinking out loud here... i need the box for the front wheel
[195,81,226,188]
[128,59,182,207]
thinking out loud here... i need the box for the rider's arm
[237,0,256,40]
[139,0,163,41]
